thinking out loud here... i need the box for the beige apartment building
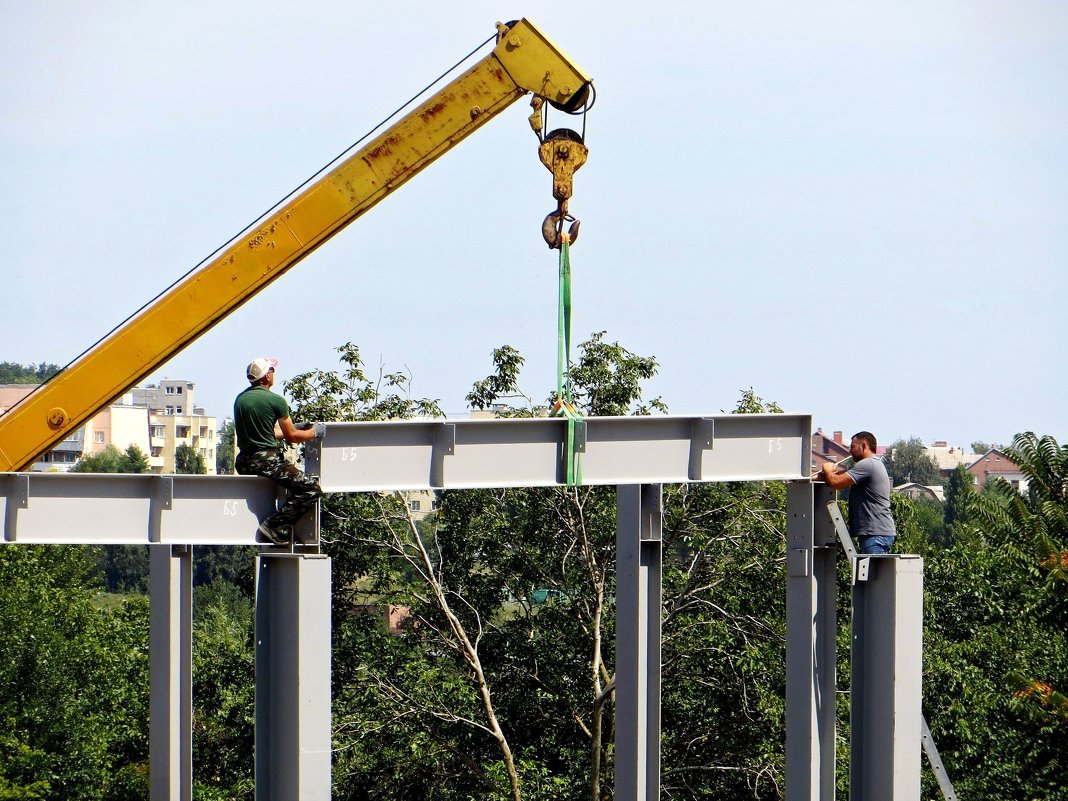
[133,380,217,474]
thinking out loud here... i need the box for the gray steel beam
[307,414,810,491]
[785,482,838,801]
[150,544,193,801]
[255,554,333,801]
[851,556,924,801]
[616,484,662,801]
[0,473,317,545]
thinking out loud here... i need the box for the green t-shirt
[234,386,290,454]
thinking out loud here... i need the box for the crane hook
[542,210,580,249]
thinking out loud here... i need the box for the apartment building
[133,380,217,474]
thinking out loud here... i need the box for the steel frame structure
[0,414,923,801]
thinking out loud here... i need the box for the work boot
[257,521,292,546]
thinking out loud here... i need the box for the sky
[2,0,1065,451]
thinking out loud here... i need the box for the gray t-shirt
[845,456,896,538]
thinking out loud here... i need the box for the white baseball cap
[246,357,278,383]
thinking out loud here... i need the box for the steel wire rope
[11,31,499,415]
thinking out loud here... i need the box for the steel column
[785,482,838,801]
[255,554,333,801]
[850,555,924,801]
[149,544,193,801]
[615,484,662,801]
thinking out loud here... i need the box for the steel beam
[255,554,333,801]
[616,484,663,801]
[0,473,317,545]
[785,482,838,801]
[150,544,193,801]
[306,414,810,491]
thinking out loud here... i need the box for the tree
[175,443,207,474]
[883,437,940,487]
[943,463,974,533]
[970,440,1002,456]
[0,546,150,800]
[70,444,150,474]
[0,362,60,384]
[216,421,236,475]
[966,432,1068,719]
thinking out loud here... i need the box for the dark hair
[852,431,877,452]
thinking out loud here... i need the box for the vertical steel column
[850,555,923,801]
[149,544,193,801]
[785,482,838,801]
[255,554,333,801]
[615,484,662,801]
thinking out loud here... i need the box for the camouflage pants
[236,449,322,530]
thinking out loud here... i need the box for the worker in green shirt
[234,357,322,546]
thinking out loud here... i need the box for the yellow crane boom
[0,19,591,472]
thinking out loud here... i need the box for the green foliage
[97,546,149,593]
[286,342,443,423]
[883,436,940,486]
[913,432,1068,799]
[943,463,974,533]
[0,547,149,801]
[70,443,150,474]
[0,362,60,384]
[191,581,255,799]
[216,420,236,475]
[567,331,667,415]
[466,333,668,417]
[970,440,1002,456]
[466,345,532,412]
[175,442,207,474]
[731,387,783,414]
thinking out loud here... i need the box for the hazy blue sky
[2,1,1065,450]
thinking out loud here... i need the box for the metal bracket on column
[430,423,456,488]
[149,475,174,543]
[3,473,29,542]
[687,418,715,480]
[825,499,869,583]
[921,715,959,801]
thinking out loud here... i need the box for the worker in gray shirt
[816,431,896,554]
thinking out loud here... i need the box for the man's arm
[277,416,318,444]
[814,462,855,490]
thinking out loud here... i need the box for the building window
[176,426,191,439]
[166,406,173,415]
[199,426,208,438]
[408,501,421,512]
[166,386,175,394]
[151,425,165,438]
[94,431,105,444]
[176,386,183,394]
[151,447,163,457]
[176,407,183,414]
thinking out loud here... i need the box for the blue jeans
[856,535,894,554]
